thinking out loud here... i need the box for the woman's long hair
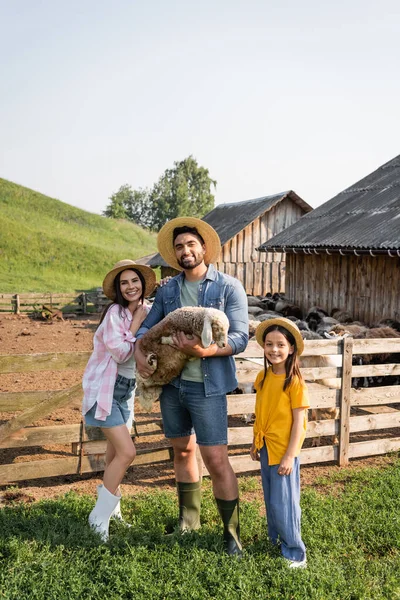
[98,268,146,327]
[261,325,303,390]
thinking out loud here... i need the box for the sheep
[331,308,353,323]
[136,307,230,411]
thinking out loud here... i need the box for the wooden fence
[0,290,108,315]
[0,339,400,484]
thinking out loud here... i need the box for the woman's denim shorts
[85,375,136,429]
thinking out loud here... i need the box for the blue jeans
[260,444,306,562]
[85,375,135,429]
[160,381,228,446]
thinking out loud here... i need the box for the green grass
[0,179,157,292]
[1,459,400,600]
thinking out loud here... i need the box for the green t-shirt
[180,278,204,382]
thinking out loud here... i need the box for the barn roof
[147,190,311,267]
[258,154,400,254]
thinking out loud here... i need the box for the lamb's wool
[137,307,230,411]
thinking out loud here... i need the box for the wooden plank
[351,385,400,406]
[0,384,82,445]
[348,437,400,459]
[204,445,338,476]
[0,391,54,411]
[351,364,400,378]
[227,394,256,415]
[0,448,172,484]
[359,406,400,414]
[349,412,400,432]
[339,337,353,466]
[228,427,253,445]
[0,420,164,449]
[352,339,400,354]
[0,352,90,374]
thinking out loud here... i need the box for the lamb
[136,307,230,411]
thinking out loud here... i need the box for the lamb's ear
[201,317,213,348]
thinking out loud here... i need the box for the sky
[1,0,400,215]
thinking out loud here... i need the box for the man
[134,217,248,556]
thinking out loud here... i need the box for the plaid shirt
[82,304,140,421]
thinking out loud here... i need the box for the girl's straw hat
[157,217,222,271]
[255,317,305,355]
[102,260,157,300]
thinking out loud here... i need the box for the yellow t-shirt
[253,368,310,465]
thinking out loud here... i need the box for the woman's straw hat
[157,217,221,271]
[255,317,305,355]
[102,260,157,300]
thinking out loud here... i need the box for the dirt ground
[0,313,398,506]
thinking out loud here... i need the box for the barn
[258,154,400,325]
[147,191,312,296]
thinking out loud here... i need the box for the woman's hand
[250,442,260,462]
[159,276,172,287]
[277,454,294,476]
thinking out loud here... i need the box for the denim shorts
[159,380,228,446]
[85,375,136,429]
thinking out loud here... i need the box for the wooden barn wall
[286,254,400,324]
[216,198,304,296]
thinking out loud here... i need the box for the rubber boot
[177,480,201,531]
[88,485,120,541]
[215,497,243,557]
[97,485,131,527]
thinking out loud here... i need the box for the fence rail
[0,290,109,315]
[0,339,400,484]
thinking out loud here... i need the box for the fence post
[81,292,87,314]
[13,294,20,315]
[339,336,353,466]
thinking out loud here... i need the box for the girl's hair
[261,325,303,390]
[98,268,146,327]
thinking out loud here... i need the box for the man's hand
[133,340,154,378]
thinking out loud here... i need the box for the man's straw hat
[102,260,156,300]
[157,217,221,271]
[255,317,305,355]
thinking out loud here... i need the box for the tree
[103,185,151,228]
[103,185,129,219]
[103,156,216,231]
[149,156,216,231]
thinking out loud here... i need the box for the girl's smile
[264,330,294,374]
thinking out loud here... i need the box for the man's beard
[177,253,204,270]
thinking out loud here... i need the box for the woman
[82,259,156,541]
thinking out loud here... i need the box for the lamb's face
[211,312,229,348]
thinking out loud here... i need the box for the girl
[250,317,310,568]
[82,259,156,541]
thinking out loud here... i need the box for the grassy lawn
[0,178,157,292]
[1,459,400,599]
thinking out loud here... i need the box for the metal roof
[258,155,400,253]
[147,190,311,267]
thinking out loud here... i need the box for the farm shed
[147,191,312,296]
[258,154,400,325]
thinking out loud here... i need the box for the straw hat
[102,260,156,300]
[255,317,305,355]
[157,217,221,271]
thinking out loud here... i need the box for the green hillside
[0,179,157,292]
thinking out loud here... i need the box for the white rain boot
[97,485,131,527]
[89,484,120,541]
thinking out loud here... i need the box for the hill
[0,178,157,292]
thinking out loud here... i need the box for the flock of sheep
[247,293,400,389]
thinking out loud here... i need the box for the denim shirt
[136,264,249,396]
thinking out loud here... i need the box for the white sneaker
[287,558,307,569]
